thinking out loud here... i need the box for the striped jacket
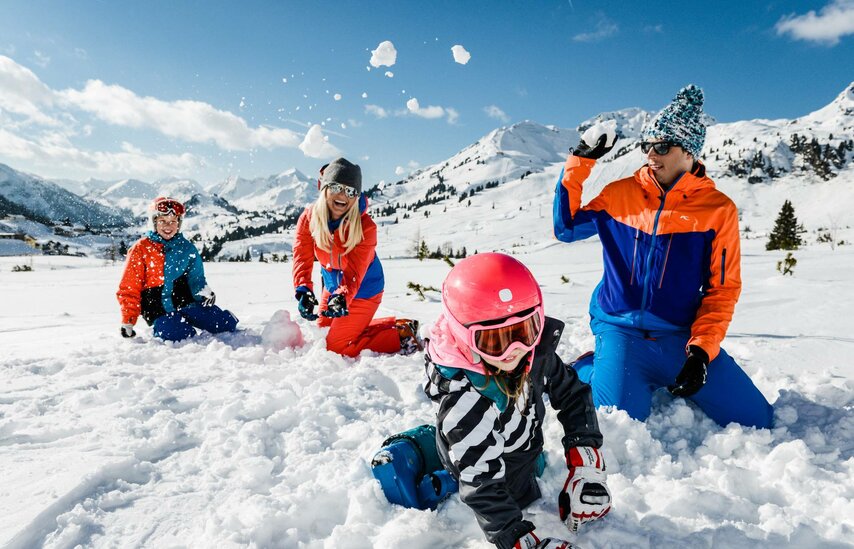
[116,231,208,325]
[424,316,602,548]
[553,155,741,361]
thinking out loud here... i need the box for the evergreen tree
[417,239,430,261]
[766,200,805,250]
[118,240,128,256]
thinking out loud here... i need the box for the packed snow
[1,219,853,547]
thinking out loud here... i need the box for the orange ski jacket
[553,155,741,360]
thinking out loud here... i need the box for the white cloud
[451,45,471,64]
[58,79,302,151]
[365,104,389,118]
[0,55,60,126]
[404,98,458,124]
[33,50,51,68]
[573,14,619,42]
[776,0,854,46]
[394,166,406,175]
[406,98,445,119]
[0,55,348,181]
[369,40,397,68]
[298,124,341,159]
[0,127,202,179]
[484,105,510,123]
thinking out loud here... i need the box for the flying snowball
[451,45,471,65]
[261,310,304,351]
[385,71,394,78]
[334,93,342,101]
[370,40,397,68]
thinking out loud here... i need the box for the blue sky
[0,0,852,187]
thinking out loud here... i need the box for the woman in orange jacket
[291,158,419,357]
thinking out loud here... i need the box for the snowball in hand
[262,310,305,351]
[581,120,617,149]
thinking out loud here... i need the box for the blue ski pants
[573,324,773,429]
[153,303,238,342]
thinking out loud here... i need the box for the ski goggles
[639,141,678,155]
[467,308,543,361]
[323,183,359,199]
[153,199,185,216]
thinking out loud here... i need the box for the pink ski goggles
[466,307,544,361]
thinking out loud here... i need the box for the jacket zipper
[640,188,668,314]
[658,234,673,288]
[630,228,639,285]
[720,248,727,285]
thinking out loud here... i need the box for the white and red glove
[514,531,576,549]
[558,446,611,533]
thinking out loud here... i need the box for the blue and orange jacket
[553,155,741,360]
[292,195,384,303]
[117,231,208,325]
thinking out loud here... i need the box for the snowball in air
[370,40,397,68]
[451,45,471,65]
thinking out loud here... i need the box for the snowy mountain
[0,163,131,228]
[206,168,317,212]
[702,83,854,183]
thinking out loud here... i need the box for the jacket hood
[426,312,484,373]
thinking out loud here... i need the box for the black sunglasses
[640,141,678,155]
[324,183,359,198]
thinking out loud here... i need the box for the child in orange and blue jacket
[117,197,238,341]
[553,85,773,429]
[292,158,420,357]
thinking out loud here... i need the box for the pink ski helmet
[441,253,545,369]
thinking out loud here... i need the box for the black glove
[120,323,136,338]
[668,345,709,397]
[322,294,349,318]
[295,288,319,321]
[572,133,615,160]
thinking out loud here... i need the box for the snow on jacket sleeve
[116,240,146,325]
[688,198,742,361]
[292,208,316,293]
[553,154,608,242]
[334,213,377,303]
[437,388,534,548]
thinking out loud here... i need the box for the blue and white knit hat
[641,85,706,157]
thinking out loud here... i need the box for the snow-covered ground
[1,225,853,547]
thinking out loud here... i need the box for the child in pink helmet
[423,253,611,549]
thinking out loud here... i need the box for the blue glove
[295,287,319,321]
[321,294,349,318]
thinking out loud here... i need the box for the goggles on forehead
[467,308,543,362]
[153,199,185,216]
[324,183,359,199]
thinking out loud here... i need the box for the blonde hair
[308,188,364,254]
[476,364,532,415]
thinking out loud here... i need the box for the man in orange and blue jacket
[553,85,772,428]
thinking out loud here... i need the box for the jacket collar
[635,161,714,196]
